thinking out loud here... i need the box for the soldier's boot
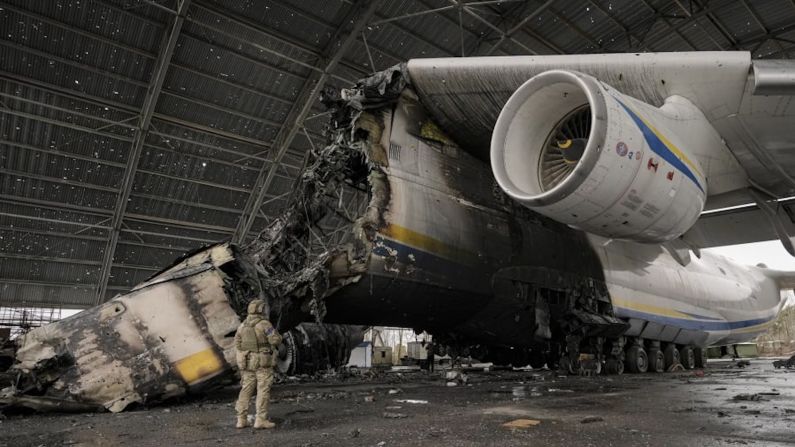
[236,416,249,429]
[254,417,275,429]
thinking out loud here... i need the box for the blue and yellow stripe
[613,97,705,193]
[612,297,775,332]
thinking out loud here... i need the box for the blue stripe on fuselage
[614,99,705,193]
[614,306,772,331]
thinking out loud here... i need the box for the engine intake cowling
[491,70,714,243]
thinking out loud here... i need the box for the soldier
[234,299,282,429]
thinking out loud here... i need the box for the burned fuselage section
[2,65,626,412]
[5,245,243,412]
[236,66,624,361]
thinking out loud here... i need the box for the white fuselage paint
[592,235,784,347]
[376,93,786,348]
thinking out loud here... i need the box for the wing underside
[405,52,795,250]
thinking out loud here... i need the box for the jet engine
[491,70,720,242]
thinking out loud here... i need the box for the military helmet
[247,299,266,315]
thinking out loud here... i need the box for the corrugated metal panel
[0,283,96,308]
[162,64,293,125]
[155,93,279,143]
[4,0,166,54]
[0,257,101,285]
[146,119,268,167]
[203,0,343,53]
[0,228,106,262]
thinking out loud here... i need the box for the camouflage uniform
[234,300,282,429]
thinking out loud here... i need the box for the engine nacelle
[491,70,718,243]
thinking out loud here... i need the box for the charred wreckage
[3,57,762,412]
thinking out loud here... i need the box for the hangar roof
[1,0,794,308]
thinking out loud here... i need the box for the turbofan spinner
[491,70,722,242]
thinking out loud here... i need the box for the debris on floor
[502,418,542,429]
[445,370,468,386]
[580,416,604,423]
[382,411,408,419]
[732,393,763,401]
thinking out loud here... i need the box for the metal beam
[1,41,296,149]
[636,0,698,50]
[587,0,652,52]
[0,193,237,237]
[0,253,159,271]
[232,0,381,244]
[0,278,96,289]
[0,209,216,245]
[483,0,555,55]
[3,79,276,160]
[690,0,736,49]
[95,0,191,304]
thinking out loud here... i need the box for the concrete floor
[2,359,794,447]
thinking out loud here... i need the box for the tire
[663,344,680,370]
[694,348,708,368]
[605,358,624,375]
[626,346,648,373]
[680,346,695,370]
[648,349,665,373]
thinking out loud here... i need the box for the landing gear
[647,347,665,372]
[605,358,624,375]
[625,345,648,373]
[663,344,680,370]
[694,347,708,369]
[679,346,695,370]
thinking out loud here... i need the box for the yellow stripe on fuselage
[611,297,695,320]
[173,348,224,384]
[625,105,704,178]
[379,223,478,264]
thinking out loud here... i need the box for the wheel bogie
[663,344,680,370]
[626,345,648,373]
[694,347,708,369]
[679,346,695,370]
[605,358,624,375]
[558,335,708,376]
[647,348,665,372]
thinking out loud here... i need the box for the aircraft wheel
[625,346,648,373]
[605,358,624,375]
[647,348,665,372]
[680,346,695,370]
[663,344,680,370]
[694,347,708,369]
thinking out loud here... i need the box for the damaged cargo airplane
[4,52,795,411]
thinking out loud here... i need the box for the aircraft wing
[406,52,795,252]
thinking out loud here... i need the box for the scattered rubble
[732,393,763,401]
[502,418,541,429]
[581,416,605,423]
[382,412,408,419]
